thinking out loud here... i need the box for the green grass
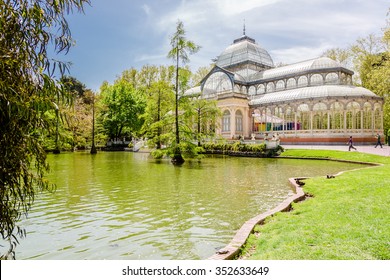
[241,149,390,260]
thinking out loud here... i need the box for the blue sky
[61,0,389,91]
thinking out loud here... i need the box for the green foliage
[181,95,221,146]
[98,77,146,139]
[139,66,175,149]
[202,141,268,155]
[0,0,89,259]
[150,148,167,160]
[177,141,205,158]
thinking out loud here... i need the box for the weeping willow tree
[0,0,89,259]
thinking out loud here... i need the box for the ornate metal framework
[186,32,384,144]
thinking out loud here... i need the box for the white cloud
[65,0,389,90]
[214,0,280,16]
[270,43,333,65]
[135,53,167,63]
[142,4,151,16]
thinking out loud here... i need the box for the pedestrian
[347,136,357,151]
[375,133,383,148]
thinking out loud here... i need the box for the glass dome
[215,35,274,70]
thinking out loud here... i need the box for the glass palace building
[187,31,384,144]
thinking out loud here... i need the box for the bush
[151,149,167,159]
[202,141,268,156]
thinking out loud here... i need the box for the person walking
[348,136,357,151]
[375,133,383,148]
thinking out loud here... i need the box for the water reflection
[16,152,360,259]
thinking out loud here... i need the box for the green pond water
[15,152,361,260]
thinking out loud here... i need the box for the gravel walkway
[282,144,390,157]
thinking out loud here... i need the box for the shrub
[151,149,167,159]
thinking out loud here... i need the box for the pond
[15,152,360,260]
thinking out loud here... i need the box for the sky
[61,0,389,91]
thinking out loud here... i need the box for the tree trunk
[156,89,161,149]
[197,108,201,147]
[172,43,184,165]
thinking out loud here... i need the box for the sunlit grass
[241,149,390,260]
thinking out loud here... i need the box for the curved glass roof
[249,85,380,106]
[215,35,274,69]
[249,57,351,82]
[184,86,201,96]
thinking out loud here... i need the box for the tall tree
[192,65,214,86]
[167,20,200,164]
[141,80,175,149]
[99,78,146,140]
[322,47,352,68]
[0,0,89,259]
[139,65,175,149]
[350,33,386,86]
[182,96,221,147]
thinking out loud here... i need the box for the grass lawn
[241,149,390,260]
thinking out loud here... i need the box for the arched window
[297,76,308,87]
[284,106,294,130]
[340,73,347,85]
[313,102,328,130]
[286,78,296,89]
[374,104,382,130]
[234,85,241,93]
[222,110,231,132]
[346,102,361,130]
[275,80,285,91]
[297,104,310,130]
[241,86,247,94]
[346,75,352,85]
[266,82,275,93]
[363,102,372,130]
[235,110,243,132]
[346,111,353,130]
[330,102,344,130]
[248,86,256,96]
[310,74,323,86]
[325,73,339,85]
[203,72,233,95]
[257,84,265,94]
[355,111,362,130]
[273,107,284,131]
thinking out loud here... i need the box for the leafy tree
[98,78,146,140]
[142,80,175,149]
[61,76,88,101]
[192,65,214,86]
[350,33,386,86]
[39,77,98,151]
[182,96,221,147]
[359,35,390,136]
[322,47,352,68]
[139,65,175,149]
[167,20,200,164]
[0,0,89,259]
